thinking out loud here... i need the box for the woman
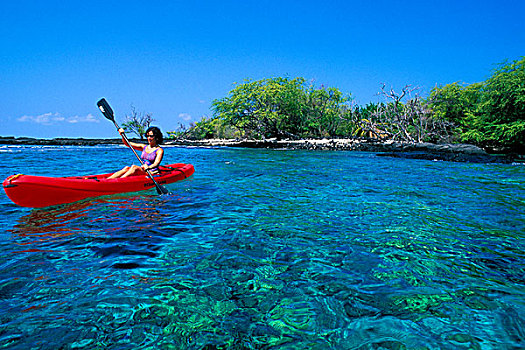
[108,126,165,179]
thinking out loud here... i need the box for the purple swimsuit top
[141,147,160,167]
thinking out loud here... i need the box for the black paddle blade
[156,184,170,195]
[97,98,115,122]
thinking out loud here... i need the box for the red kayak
[3,163,194,208]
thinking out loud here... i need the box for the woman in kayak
[108,126,164,179]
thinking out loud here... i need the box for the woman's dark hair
[145,126,164,145]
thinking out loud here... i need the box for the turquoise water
[1,145,524,349]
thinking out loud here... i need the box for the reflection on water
[10,201,91,246]
[0,146,524,349]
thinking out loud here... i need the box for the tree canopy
[174,56,525,152]
[211,77,353,140]
[429,56,525,151]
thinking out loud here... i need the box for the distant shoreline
[0,136,123,146]
[0,136,520,163]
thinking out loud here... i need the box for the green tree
[169,117,241,140]
[211,77,352,139]
[475,57,525,150]
[212,77,309,139]
[429,56,525,150]
[305,85,353,138]
[428,81,483,143]
[428,82,481,124]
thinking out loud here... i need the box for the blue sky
[1,0,523,139]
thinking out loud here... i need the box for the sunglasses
[145,133,155,138]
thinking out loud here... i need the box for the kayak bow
[3,163,194,208]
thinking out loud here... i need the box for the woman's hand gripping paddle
[97,98,170,195]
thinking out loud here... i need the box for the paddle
[96,98,170,195]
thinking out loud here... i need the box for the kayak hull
[3,163,194,208]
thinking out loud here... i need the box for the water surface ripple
[0,145,524,349]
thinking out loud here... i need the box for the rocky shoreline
[0,136,123,146]
[171,138,520,163]
[0,136,520,163]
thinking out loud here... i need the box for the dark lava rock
[372,142,514,163]
[0,136,130,146]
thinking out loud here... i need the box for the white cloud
[18,112,61,125]
[17,113,99,125]
[178,113,193,121]
[67,114,98,124]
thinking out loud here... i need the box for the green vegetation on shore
[169,56,524,153]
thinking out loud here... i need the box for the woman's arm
[118,128,144,151]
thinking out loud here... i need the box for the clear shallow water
[1,145,524,349]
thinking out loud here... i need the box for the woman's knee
[127,165,143,174]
